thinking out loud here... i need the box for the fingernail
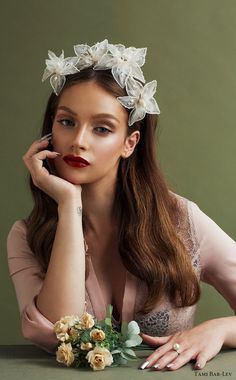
[195,362,201,369]
[139,361,149,370]
[55,152,61,156]
[152,363,160,369]
[40,133,52,141]
[166,363,174,368]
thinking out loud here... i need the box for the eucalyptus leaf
[120,352,129,361]
[123,348,137,357]
[124,334,143,347]
[111,349,122,354]
[117,356,128,365]
[120,352,137,361]
[127,321,140,336]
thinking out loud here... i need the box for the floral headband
[42,39,160,126]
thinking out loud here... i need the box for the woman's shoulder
[169,191,200,222]
[171,192,235,248]
[7,219,28,241]
[7,219,30,258]
[9,219,27,232]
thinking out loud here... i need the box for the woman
[7,40,236,371]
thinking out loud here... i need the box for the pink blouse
[6,194,236,354]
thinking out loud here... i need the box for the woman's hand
[139,318,227,371]
[23,136,82,205]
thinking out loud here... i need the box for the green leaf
[120,352,137,361]
[121,322,128,338]
[123,348,137,358]
[120,352,129,361]
[117,356,128,365]
[111,349,122,354]
[127,321,140,336]
[104,317,112,327]
[124,334,143,347]
[106,304,113,319]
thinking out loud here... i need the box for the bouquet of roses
[54,304,143,371]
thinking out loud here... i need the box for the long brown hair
[26,68,200,314]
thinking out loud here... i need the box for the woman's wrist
[206,316,236,348]
[218,316,236,348]
[58,198,83,216]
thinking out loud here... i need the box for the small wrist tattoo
[77,206,82,216]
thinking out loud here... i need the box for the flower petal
[129,63,145,83]
[62,65,79,75]
[73,44,90,56]
[112,64,131,88]
[117,96,136,109]
[108,43,125,56]
[142,80,157,99]
[48,50,61,60]
[125,77,143,97]
[134,47,147,66]
[93,54,114,70]
[128,107,146,126]
[125,47,147,66]
[65,56,80,66]
[145,97,160,114]
[50,74,66,95]
[42,67,52,82]
[76,57,93,70]
[92,39,108,56]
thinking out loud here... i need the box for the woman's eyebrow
[57,106,120,123]
[57,106,77,115]
[91,113,120,123]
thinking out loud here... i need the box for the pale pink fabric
[6,195,236,354]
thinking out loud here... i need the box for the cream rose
[80,312,95,329]
[90,329,106,341]
[86,347,113,371]
[56,343,75,367]
[54,315,80,341]
[54,322,70,342]
[68,327,80,339]
[80,342,93,351]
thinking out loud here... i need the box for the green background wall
[1,0,236,344]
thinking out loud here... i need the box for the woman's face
[51,81,139,185]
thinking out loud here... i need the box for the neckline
[85,255,137,323]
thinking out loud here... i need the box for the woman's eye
[94,126,111,134]
[57,118,75,127]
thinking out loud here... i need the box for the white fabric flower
[117,77,160,126]
[42,50,79,95]
[74,39,108,70]
[94,43,147,88]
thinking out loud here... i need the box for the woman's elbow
[21,308,58,354]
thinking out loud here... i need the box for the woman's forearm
[36,199,85,323]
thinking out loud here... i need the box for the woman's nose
[71,127,89,150]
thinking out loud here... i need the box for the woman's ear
[121,130,140,159]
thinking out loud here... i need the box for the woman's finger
[30,150,60,176]
[194,352,209,370]
[39,133,52,141]
[23,139,50,161]
[161,348,197,371]
[141,333,170,346]
[23,133,53,160]
[140,339,179,369]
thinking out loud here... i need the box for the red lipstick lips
[63,155,90,168]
